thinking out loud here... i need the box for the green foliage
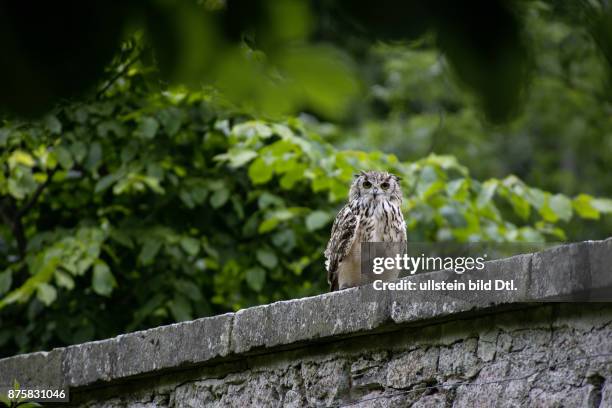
[0,0,362,120]
[338,1,612,239]
[2,0,612,359]
[5,0,612,124]
[1,72,611,356]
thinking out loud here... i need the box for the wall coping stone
[1,238,611,391]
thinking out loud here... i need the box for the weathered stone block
[0,348,64,390]
[63,313,233,387]
[528,242,592,301]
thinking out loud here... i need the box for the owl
[325,171,407,291]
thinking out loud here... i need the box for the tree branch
[17,168,57,218]
[0,168,56,260]
[0,197,26,260]
[96,50,144,99]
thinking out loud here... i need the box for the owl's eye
[362,181,372,189]
[381,182,390,190]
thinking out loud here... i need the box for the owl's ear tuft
[354,171,367,178]
[391,174,402,182]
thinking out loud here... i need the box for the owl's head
[349,171,403,204]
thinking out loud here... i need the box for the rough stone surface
[68,304,612,407]
[0,348,64,390]
[0,239,611,406]
[60,313,234,388]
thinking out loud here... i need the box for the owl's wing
[324,203,360,291]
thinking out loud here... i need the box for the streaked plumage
[325,171,407,291]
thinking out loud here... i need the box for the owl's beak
[372,188,379,197]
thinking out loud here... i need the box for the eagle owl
[325,171,407,291]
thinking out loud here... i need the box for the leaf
[179,190,195,208]
[311,176,330,192]
[36,283,57,306]
[158,107,184,136]
[7,172,37,199]
[525,188,546,209]
[0,251,61,309]
[271,229,296,250]
[54,269,74,290]
[9,150,35,168]
[231,196,245,219]
[130,293,165,329]
[85,141,103,171]
[573,194,600,220]
[109,229,134,248]
[174,280,203,302]
[180,236,200,256]
[70,141,88,164]
[92,261,117,297]
[549,194,573,222]
[245,267,266,292]
[97,120,126,138]
[279,165,306,189]
[44,115,62,134]
[54,146,74,170]
[258,208,300,234]
[137,117,160,139]
[248,157,273,184]
[510,193,531,220]
[168,295,192,322]
[215,149,258,168]
[94,173,120,193]
[233,121,273,138]
[141,176,165,194]
[446,178,466,198]
[190,184,209,205]
[440,205,467,228]
[258,217,280,233]
[592,198,612,213]
[258,192,284,209]
[305,211,331,231]
[210,188,230,208]
[0,270,12,295]
[538,203,558,223]
[420,180,445,200]
[416,166,444,199]
[536,222,567,241]
[256,249,278,269]
[139,239,162,265]
[477,180,497,208]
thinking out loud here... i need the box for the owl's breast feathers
[358,199,406,242]
[325,199,407,291]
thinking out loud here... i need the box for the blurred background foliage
[1,0,612,356]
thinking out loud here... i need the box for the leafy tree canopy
[1,0,612,357]
[3,0,612,122]
[1,59,612,355]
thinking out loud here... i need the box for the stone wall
[1,239,612,407]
